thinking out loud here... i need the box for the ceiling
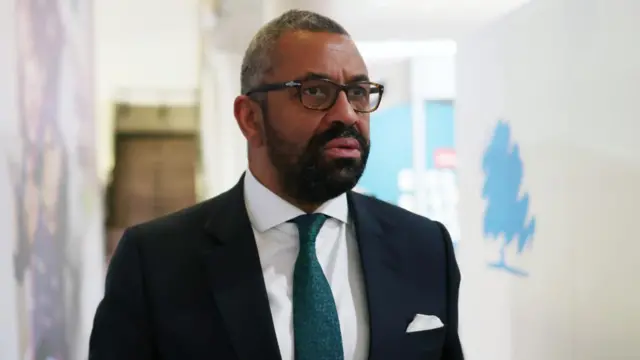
[211,0,532,53]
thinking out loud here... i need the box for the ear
[234,95,265,147]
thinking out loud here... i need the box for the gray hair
[240,9,349,95]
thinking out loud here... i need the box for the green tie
[290,214,344,360]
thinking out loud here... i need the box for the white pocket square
[406,314,444,333]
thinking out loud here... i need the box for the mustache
[309,123,368,151]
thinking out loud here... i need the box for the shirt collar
[243,169,349,232]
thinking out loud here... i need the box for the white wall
[212,0,531,52]
[367,58,412,111]
[456,0,640,359]
[199,51,247,197]
[95,0,201,182]
[359,40,456,100]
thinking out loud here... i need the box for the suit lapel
[200,183,406,359]
[348,193,407,360]
[202,177,281,360]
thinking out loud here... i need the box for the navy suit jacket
[89,176,464,360]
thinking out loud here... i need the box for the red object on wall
[434,148,456,169]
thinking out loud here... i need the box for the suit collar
[348,192,405,359]
[243,169,349,233]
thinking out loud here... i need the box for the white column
[199,49,247,198]
[411,53,457,231]
[409,57,428,217]
[198,0,247,198]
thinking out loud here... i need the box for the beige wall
[94,0,201,185]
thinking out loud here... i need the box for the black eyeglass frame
[244,78,385,113]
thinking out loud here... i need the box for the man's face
[259,31,371,204]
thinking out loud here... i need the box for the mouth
[323,137,362,159]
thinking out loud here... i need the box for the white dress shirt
[243,170,369,360]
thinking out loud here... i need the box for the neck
[247,162,321,213]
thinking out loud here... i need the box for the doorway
[105,104,199,259]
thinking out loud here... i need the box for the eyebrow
[297,72,370,83]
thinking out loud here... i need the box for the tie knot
[289,213,328,246]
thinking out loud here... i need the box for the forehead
[270,31,368,83]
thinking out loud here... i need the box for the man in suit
[89,9,463,360]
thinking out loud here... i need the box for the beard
[262,115,370,205]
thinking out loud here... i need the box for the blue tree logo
[482,120,536,277]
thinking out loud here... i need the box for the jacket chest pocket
[402,325,446,359]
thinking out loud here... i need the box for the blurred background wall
[0,0,104,359]
[1,0,638,359]
[456,0,640,358]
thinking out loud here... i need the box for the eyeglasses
[245,78,384,113]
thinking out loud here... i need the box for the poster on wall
[356,97,460,247]
[355,60,413,204]
[422,101,459,245]
[2,0,103,359]
[355,103,413,204]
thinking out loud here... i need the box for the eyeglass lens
[299,80,381,112]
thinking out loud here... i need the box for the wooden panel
[111,136,161,227]
[155,137,198,212]
[115,105,199,134]
[107,134,198,256]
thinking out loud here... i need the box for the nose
[326,91,359,126]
